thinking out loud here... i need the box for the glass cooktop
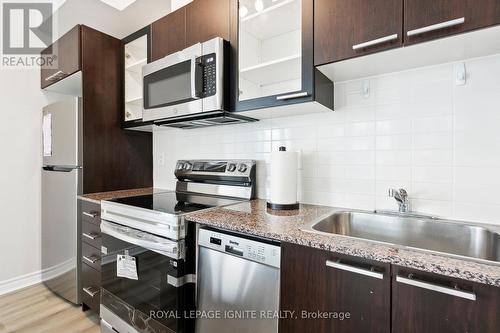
[111,191,243,215]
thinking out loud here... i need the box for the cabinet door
[280,243,328,332]
[41,25,81,88]
[392,266,500,333]
[236,0,315,110]
[123,27,150,123]
[186,0,230,45]
[280,243,391,333]
[404,0,500,45]
[314,0,403,65]
[151,7,186,61]
[324,252,391,333]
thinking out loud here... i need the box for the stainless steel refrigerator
[42,98,82,304]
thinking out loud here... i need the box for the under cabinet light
[254,0,264,12]
[99,0,136,11]
[239,5,249,18]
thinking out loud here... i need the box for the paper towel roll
[268,147,298,209]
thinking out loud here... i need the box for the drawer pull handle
[352,34,398,50]
[326,260,384,279]
[83,212,99,218]
[407,17,465,37]
[45,70,68,82]
[83,255,99,264]
[396,275,476,301]
[83,287,100,298]
[83,232,100,240]
[276,92,309,101]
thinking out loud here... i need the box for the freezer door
[42,98,82,167]
[42,167,82,304]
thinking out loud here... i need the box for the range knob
[228,164,237,172]
[184,162,192,170]
[238,164,248,173]
[177,163,185,170]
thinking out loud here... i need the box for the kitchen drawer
[81,200,101,225]
[82,263,101,314]
[82,220,102,249]
[82,242,101,272]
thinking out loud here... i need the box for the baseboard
[0,257,76,296]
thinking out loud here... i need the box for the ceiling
[53,0,172,40]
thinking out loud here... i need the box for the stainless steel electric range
[99,160,256,333]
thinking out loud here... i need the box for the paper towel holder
[267,202,300,210]
[267,146,300,211]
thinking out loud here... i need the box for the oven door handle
[101,221,179,256]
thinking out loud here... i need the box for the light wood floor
[0,284,100,333]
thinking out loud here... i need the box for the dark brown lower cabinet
[280,243,391,333]
[80,199,102,315]
[392,266,500,333]
[280,244,500,333]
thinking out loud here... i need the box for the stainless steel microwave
[142,37,226,122]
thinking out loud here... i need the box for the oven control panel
[175,160,256,178]
[198,228,281,268]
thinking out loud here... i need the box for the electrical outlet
[454,62,466,86]
[158,152,165,166]
[363,80,370,98]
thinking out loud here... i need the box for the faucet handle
[388,188,397,197]
[399,188,408,198]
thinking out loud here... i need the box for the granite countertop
[186,199,500,287]
[78,187,156,204]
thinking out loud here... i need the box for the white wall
[0,70,61,291]
[154,53,500,226]
[0,0,171,294]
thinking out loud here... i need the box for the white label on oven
[117,254,138,280]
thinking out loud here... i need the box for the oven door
[100,221,195,333]
[142,42,203,122]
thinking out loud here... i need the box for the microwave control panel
[200,53,217,97]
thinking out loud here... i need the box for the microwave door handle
[101,222,178,254]
[190,56,202,99]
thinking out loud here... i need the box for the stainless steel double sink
[302,210,500,265]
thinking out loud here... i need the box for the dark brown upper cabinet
[41,25,153,194]
[404,0,500,45]
[314,0,403,66]
[41,25,81,88]
[392,266,500,333]
[151,7,187,61]
[186,0,231,46]
[231,0,333,113]
[280,243,391,333]
[122,26,151,126]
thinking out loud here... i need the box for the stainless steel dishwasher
[196,228,281,333]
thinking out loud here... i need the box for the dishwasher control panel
[198,229,281,268]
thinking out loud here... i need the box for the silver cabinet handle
[396,275,476,301]
[83,232,100,240]
[83,211,99,218]
[276,92,309,101]
[326,260,384,279]
[45,70,68,82]
[407,17,465,37]
[83,255,99,264]
[352,34,398,50]
[83,287,100,298]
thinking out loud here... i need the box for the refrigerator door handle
[43,166,81,172]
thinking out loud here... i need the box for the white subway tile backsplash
[154,53,500,225]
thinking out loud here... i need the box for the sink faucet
[389,188,410,213]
